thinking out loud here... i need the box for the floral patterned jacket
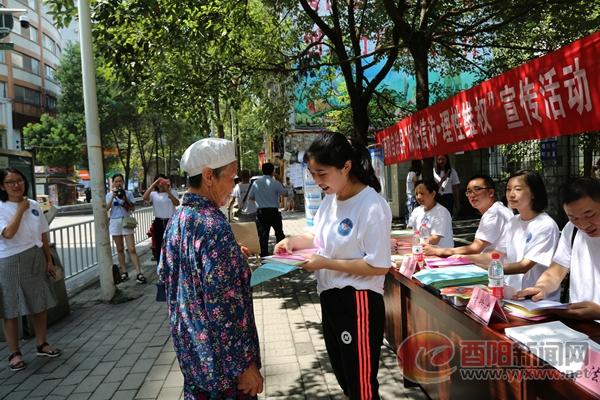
[158,193,261,396]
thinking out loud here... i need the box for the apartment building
[0,0,62,150]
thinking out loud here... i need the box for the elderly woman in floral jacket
[158,138,263,400]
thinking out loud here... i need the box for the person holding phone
[106,173,145,283]
[0,168,61,371]
[143,174,180,263]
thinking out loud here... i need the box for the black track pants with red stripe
[320,286,384,400]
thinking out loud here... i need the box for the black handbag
[156,282,166,302]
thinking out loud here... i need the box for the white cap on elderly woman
[180,138,236,177]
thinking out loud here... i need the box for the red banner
[376,32,600,165]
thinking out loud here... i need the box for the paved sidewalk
[0,212,426,400]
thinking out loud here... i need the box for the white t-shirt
[475,201,514,252]
[499,213,560,300]
[407,203,454,248]
[312,186,392,295]
[0,199,49,258]
[232,183,257,214]
[553,222,600,305]
[406,171,421,196]
[149,190,179,219]
[106,190,135,219]
[433,168,460,195]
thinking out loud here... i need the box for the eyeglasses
[465,186,491,196]
[3,179,24,186]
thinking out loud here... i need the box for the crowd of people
[1,137,598,400]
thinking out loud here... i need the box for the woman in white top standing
[228,169,257,222]
[274,132,391,400]
[467,170,560,300]
[0,168,61,371]
[406,160,422,224]
[106,173,145,284]
[407,179,454,248]
[433,154,460,216]
[143,174,180,263]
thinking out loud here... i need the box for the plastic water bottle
[419,223,431,245]
[488,252,504,299]
[412,230,424,264]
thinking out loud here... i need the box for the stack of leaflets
[426,257,473,268]
[262,248,317,266]
[440,285,487,307]
[503,299,570,321]
[412,265,488,289]
[504,321,590,374]
[251,248,317,287]
[390,236,413,255]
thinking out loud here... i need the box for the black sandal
[136,273,147,284]
[8,351,26,371]
[36,342,61,358]
[121,272,129,281]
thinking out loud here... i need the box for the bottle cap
[491,252,500,260]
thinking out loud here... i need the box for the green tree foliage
[46,0,296,168]
[23,114,81,166]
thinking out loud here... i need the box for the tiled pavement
[0,212,427,400]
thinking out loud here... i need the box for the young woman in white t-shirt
[407,179,454,248]
[106,173,145,283]
[0,168,61,371]
[143,174,180,263]
[467,170,560,299]
[433,154,460,216]
[274,132,391,400]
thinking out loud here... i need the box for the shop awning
[376,31,600,165]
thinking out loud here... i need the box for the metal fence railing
[49,206,155,280]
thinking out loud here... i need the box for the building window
[12,18,21,35]
[14,85,41,106]
[45,64,56,81]
[29,25,38,43]
[30,58,39,75]
[0,51,5,64]
[46,94,57,111]
[12,52,39,75]
[0,82,6,98]
[43,34,56,54]
[12,52,23,69]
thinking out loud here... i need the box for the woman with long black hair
[275,132,391,399]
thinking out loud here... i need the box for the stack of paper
[263,248,317,266]
[426,257,473,268]
[503,299,570,320]
[440,285,487,306]
[412,265,488,289]
[504,321,589,374]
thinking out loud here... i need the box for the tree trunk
[350,96,370,147]
[213,94,225,138]
[412,42,434,179]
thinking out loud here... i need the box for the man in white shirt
[424,175,513,257]
[517,178,600,320]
